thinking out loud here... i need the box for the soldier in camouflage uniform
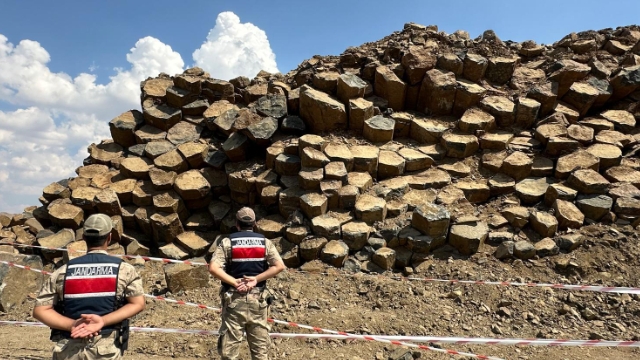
[209,207,286,360]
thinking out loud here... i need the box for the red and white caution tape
[0,260,52,275]
[143,294,221,312]
[3,242,208,266]
[4,261,501,359]
[0,321,502,359]
[296,270,640,295]
[3,321,640,349]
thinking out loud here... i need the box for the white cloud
[193,11,279,80]
[0,12,278,214]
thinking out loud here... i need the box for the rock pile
[2,23,640,275]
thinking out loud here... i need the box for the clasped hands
[70,314,104,339]
[234,275,258,293]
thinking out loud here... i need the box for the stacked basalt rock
[2,23,640,276]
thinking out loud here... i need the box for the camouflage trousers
[218,287,270,360]
[51,332,122,360]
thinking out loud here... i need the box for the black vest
[223,231,267,291]
[52,253,123,339]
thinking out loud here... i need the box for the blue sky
[0,0,639,212]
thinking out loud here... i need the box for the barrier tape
[0,260,52,275]
[3,242,207,266]
[2,260,500,360]
[6,242,640,295]
[0,321,502,360]
[2,321,639,349]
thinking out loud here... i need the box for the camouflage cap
[236,207,256,223]
[83,213,113,237]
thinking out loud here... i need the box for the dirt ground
[1,223,640,360]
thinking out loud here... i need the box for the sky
[0,0,639,213]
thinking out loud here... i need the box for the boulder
[398,148,433,171]
[246,117,278,146]
[143,104,181,131]
[501,151,532,181]
[255,94,288,119]
[355,195,387,224]
[154,149,188,173]
[480,131,514,150]
[37,229,75,260]
[502,206,530,229]
[174,170,211,200]
[337,74,367,103]
[545,183,578,206]
[529,211,559,238]
[372,247,396,271]
[298,167,324,190]
[535,238,560,258]
[441,132,479,158]
[0,253,45,311]
[324,144,354,171]
[448,220,489,255]
[463,53,488,82]
[485,56,518,85]
[164,262,209,292]
[174,231,209,257]
[586,143,622,169]
[300,193,328,219]
[348,98,375,133]
[177,142,209,169]
[515,177,554,205]
[417,69,456,115]
[374,66,406,111]
[222,132,250,162]
[576,194,613,221]
[150,212,184,243]
[312,72,340,93]
[311,215,341,240]
[350,145,380,177]
[109,110,144,148]
[320,240,349,267]
[454,181,490,203]
[363,116,395,143]
[555,150,600,179]
[479,96,515,127]
[567,169,610,194]
[299,236,328,261]
[167,122,203,146]
[325,162,348,182]
[70,187,102,210]
[402,45,437,85]
[614,197,640,216]
[453,79,486,116]
[553,199,585,229]
[412,203,450,238]
[255,216,285,238]
[120,157,152,180]
[377,150,405,179]
[48,203,84,229]
[149,168,178,190]
[458,108,495,133]
[495,241,515,260]
[605,166,640,187]
[299,85,347,133]
[489,173,516,196]
[555,233,584,252]
[514,241,536,260]
[341,221,371,251]
[275,154,302,176]
[562,82,599,116]
[600,110,636,133]
[567,124,594,144]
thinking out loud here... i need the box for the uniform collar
[87,250,109,254]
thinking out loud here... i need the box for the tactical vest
[52,253,124,339]
[223,231,267,291]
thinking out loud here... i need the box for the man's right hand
[70,314,104,339]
